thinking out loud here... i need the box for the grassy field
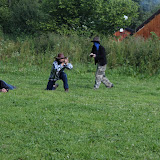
[0,63,160,160]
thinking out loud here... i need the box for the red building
[134,9,160,38]
[114,28,134,41]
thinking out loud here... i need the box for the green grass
[0,63,160,160]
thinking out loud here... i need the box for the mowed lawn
[0,64,160,160]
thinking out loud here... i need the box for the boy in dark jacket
[90,37,113,89]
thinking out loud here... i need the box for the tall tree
[0,0,12,33]
[40,0,139,34]
[40,0,103,33]
[94,0,139,34]
[10,0,42,34]
[0,0,140,35]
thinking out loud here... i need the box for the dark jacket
[0,80,9,89]
[0,80,15,90]
[91,45,107,66]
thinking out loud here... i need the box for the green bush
[0,33,160,76]
[105,35,160,76]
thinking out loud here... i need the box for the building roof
[114,28,134,34]
[136,9,160,32]
[125,28,134,35]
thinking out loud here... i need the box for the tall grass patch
[0,33,160,75]
[105,35,160,75]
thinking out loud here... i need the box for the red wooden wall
[135,14,160,38]
[114,30,132,41]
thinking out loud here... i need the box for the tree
[10,0,43,34]
[0,0,12,33]
[95,0,139,34]
[40,0,139,35]
[40,0,103,34]
[0,0,140,35]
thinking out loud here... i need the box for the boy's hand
[90,53,96,58]
[61,62,65,66]
[64,58,69,65]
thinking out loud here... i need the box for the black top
[91,45,107,66]
[0,80,9,89]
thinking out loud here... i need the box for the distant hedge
[0,33,160,76]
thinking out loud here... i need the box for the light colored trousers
[94,64,113,89]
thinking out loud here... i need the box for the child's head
[56,53,66,63]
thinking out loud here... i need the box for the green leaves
[40,0,139,34]
[0,0,143,35]
[0,1,12,33]
[97,0,139,34]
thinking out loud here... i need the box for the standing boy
[46,53,73,92]
[90,37,113,89]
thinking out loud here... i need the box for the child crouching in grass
[46,53,73,92]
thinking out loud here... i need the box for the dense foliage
[0,33,160,76]
[0,0,160,76]
[1,0,159,35]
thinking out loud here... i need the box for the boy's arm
[64,58,73,69]
[65,63,73,69]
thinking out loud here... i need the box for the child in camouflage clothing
[90,37,113,89]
